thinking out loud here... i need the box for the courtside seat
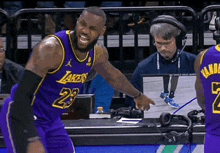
[64,1,86,8]
[101,1,122,7]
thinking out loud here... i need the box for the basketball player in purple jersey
[0,7,155,153]
[195,45,220,153]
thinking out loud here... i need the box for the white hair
[150,23,181,40]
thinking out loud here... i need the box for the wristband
[133,92,142,99]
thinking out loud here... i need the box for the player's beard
[73,29,99,53]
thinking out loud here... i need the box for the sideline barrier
[0,9,11,59]
[4,6,220,68]
[10,6,197,69]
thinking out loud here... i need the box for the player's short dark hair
[83,6,107,23]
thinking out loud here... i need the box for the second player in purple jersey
[200,45,220,135]
[195,44,220,153]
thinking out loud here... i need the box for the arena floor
[143,74,201,118]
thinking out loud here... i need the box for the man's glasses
[154,38,175,48]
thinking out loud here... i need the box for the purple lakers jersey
[200,45,220,135]
[32,30,95,122]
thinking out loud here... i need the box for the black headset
[157,112,192,144]
[151,15,187,39]
[110,107,143,119]
[187,109,205,123]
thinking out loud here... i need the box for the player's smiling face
[75,11,106,51]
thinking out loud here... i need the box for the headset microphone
[171,37,187,63]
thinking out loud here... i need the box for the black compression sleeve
[10,70,42,139]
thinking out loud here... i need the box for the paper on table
[116,117,142,124]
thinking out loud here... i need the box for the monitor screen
[62,94,95,120]
[141,74,201,118]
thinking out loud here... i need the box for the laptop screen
[141,73,201,118]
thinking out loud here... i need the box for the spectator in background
[63,1,86,30]
[1,2,23,34]
[37,1,56,34]
[3,1,23,16]
[0,37,24,93]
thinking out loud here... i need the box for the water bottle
[96,107,104,114]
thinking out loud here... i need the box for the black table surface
[0,118,205,147]
[63,118,205,145]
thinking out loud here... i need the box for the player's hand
[27,140,45,153]
[134,94,156,111]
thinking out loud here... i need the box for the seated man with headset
[125,15,196,108]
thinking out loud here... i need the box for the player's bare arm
[25,36,63,77]
[93,44,155,110]
[195,50,207,110]
[26,36,63,152]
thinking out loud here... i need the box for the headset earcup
[159,112,172,126]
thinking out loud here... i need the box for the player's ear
[100,26,106,36]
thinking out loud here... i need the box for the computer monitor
[141,74,201,118]
[62,94,95,120]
